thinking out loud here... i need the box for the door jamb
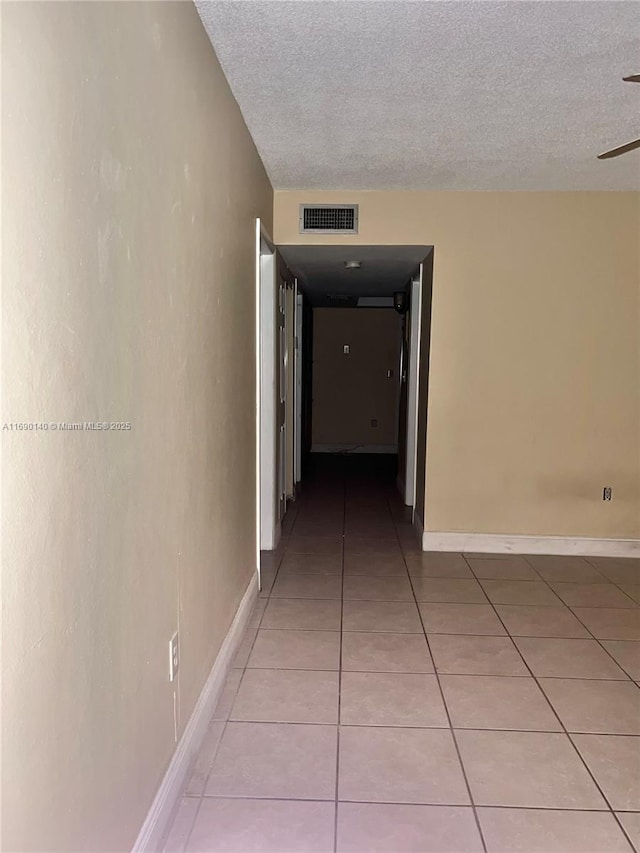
[405,266,423,509]
[256,220,279,582]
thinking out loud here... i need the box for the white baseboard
[132,571,259,853]
[421,531,640,558]
[311,444,398,454]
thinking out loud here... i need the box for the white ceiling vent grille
[299,204,359,234]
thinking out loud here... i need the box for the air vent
[299,204,359,234]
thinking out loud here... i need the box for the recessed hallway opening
[275,244,433,525]
[165,456,640,852]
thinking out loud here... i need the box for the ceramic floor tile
[399,540,423,557]
[466,553,521,560]
[345,523,398,538]
[551,583,638,608]
[617,813,640,851]
[271,573,343,600]
[620,584,640,605]
[185,721,225,795]
[539,678,640,734]
[455,730,606,808]
[527,556,606,584]
[205,721,337,800]
[495,604,590,638]
[440,675,561,731]
[343,575,414,601]
[340,672,448,727]
[230,669,339,724]
[588,559,640,585]
[232,627,260,669]
[336,803,483,853]
[342,600,423,633]
[287,536,344,555]
[341,631,434,672]
[212,669,243,720]
[514,637,629,679]
[346,510,392,523]
[186,799,335,853]
[571,608,640,640]
[572,733,640,810]
[343,537,402,558]
[601,641,640,680]
[163,798,200,853]
[428,634,529,675]
[279,553,343,575]
[247,629,341,670]
[343,552,407,576]
[480,580,563,606]
[338,726,470,804]
[419,603,506,635]
[412,577,488,603]
[467,557,539,581]
[259,568,278,597]
[405,552,474,578]
[293,524,344,538]
[262,598,342,631]
[599,561,640,586]
[477,808,633,853]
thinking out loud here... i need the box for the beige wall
[2,3,272,851]
[275,191,640,539]
[312,308,402,448]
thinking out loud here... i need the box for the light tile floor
[164,457,640,853]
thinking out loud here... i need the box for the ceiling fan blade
[622,74,640,83]
[597,138,640,159]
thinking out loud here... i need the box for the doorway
[277,244,433,527]
[256,220,299,562]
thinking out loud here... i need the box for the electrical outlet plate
[169,631,179,682]
[603,487,612,501]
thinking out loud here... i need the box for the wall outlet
[343,344,350,354]
[603,487,612,501]
[169,631,179,682]
[370,418,378,427]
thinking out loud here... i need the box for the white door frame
[294,285,303,484]
[256,219,280,564]
[404,265,423,508]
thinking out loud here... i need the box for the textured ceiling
[278,244,430,306]
[196,0,640,190]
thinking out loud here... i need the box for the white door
[257,221,279,553]
[405,265,423,507]
[277,280,287,521]
[294,288,303,484]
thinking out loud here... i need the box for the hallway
[164,457,640,853]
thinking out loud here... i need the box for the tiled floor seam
[389,497,490,853]
[466,553,640,684]
[459,559,632,831]
[333,461,346,853]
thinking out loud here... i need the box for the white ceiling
[278,244,431,305]
[196,0,640,191]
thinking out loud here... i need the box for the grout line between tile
[388,496,489,853]
[461,552,634,828]
[334,456,347,853]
